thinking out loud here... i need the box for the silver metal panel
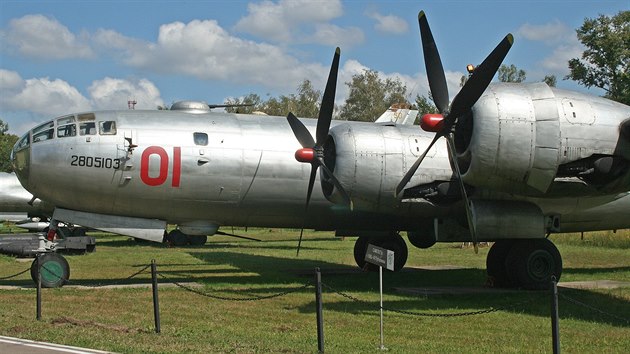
[53,207,166,242]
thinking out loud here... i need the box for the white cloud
[234,0,343,42]
[0,69,90,116]
[367,12,409,35]
[516,20,584,76]
[88,77,164,110]
[0,69,164,127]
[95,20,328,91]
[309,24,364,47]
[3,14,94,60]
[517,20,573,45]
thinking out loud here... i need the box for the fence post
[36,255,42,321]
[551,276,560,354]
[151,259,161,334]
[315,267,324,353]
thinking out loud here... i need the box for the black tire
[188,235,208,246]
[353,236,375,270]
[407,231,436,249]
[486,240,516,287]
[30,253,70,288]
[167,230,189,247]
[380,234,408,272]
[506,239,562,290]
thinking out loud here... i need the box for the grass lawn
[0,227,628,353]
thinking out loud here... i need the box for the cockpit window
[32,121,54,143]
[78,113,96,121]
[99,121,117,135]
[79,122,97,136]
[57,115,75,125]
[194,132,208,146]
[14,133,29,151]
[57,115,76,138]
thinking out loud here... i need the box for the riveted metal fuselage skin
[10,82,630,240]
[12,110,456,232]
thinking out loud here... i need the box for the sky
[1,0,628,134]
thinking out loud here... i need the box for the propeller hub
[295,148,315,163]
[420,113,445,132]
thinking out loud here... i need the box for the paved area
[0,336,113,354]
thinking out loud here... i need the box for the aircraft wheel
[353,237,378,271]
[188,235,208,246]
[167,230,189,247]
[380,233,408,271]
[486,240,516,287]
[506,239,562,290]
[407,230,436,249]
[30,253,70,288]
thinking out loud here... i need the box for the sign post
[365,243,394,351]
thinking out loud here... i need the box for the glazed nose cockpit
[11,130,31,188]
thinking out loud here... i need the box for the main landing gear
[487,239,562,290]
[353,233,408,271]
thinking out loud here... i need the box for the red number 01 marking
[140,146,181,187]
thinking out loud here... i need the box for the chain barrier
[0,267,30,280]
[558,291,630,324]
[322,282,544,318]
[41,264,151,288]
[25,263,630,325]
[157,271,312,301]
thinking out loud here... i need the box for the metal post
[151,259,161,334]
[315,267,324,353]
[551,276,560,354]
[36,255,41,321]
[379,265,386,350]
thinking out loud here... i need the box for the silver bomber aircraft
[9,11,630,289]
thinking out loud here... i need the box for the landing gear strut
[29,219,70,288]
[353,233,408,271]
[487,239,562,290]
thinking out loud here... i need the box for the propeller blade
[287,112,315,148]
[445,134,478,253]
[418,11,449,114]
[316,157,353,210]
[296,164,319,256]
[449,33,514,119]
[395,133,441,197]
[316,47,340,145]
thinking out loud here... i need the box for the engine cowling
[322,122,453,211]
[454,83,630,195]
[453,83,562,195]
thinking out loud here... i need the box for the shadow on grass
[180,250,630,328]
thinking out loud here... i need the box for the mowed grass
[0,227,628,353]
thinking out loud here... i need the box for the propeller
[286,47,353,255]
[395,11,514,252]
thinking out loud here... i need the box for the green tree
[226,79,322,117]
[566,11,630,105]
[0,119,18,173]
[498,64,527,83]
[415,94,438,114]
[543,75,557,87]
[338,70,408,122]
[225,93,265,114]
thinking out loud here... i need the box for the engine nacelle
[322,122,453,211]
[455,83,630,195]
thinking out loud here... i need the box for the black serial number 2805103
[70,155,120,169]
